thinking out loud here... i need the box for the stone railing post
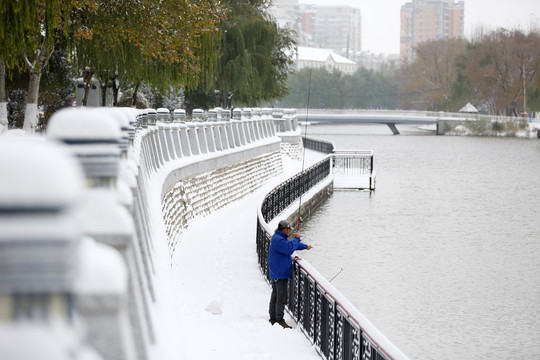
[272,108,285,133]
[158,108,178,160]
[178,122,192,157]
[186,122,201,155]
[232,108,246,146]
[242,108,254,143]
[222,109,236,149]
[205,122,217,152]
[262,108,275,137]
[170,123,183,158]
[252,108,265,139]
[216,118,229,150]
[157,122,171,162]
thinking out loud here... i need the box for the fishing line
[329,267,343,283]
[296,68,312,232]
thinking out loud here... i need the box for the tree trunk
[82,69,94,106]
[100,80,107,106]
[112,77,119,107]
[23,37,50,132]
[0,56,7,131]
[132,82,139,107]
[23,71,41,132]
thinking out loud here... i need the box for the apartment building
[270,0,362,59]
[313,6,362,59]
[400,0,465,63]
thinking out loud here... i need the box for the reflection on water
[299,124,540,359]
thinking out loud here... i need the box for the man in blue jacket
[268,219,312,329]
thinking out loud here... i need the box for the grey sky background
[298,0,540,54]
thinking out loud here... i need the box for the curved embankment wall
[126,109,308,360]
[132,110,307,360]
[161,148,282,256]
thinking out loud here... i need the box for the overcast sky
[298,0,540,54]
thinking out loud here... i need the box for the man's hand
[295,231,301,238]
[307,245,313,250]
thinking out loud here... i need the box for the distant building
[294,46,358,74]
[297,4,316,47]
[356,52,401,72]
[270,1,362,62]
[400,0,465,63]
[270,0,298,29]
[312,6,362,59]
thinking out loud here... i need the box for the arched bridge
[296,109,476,135]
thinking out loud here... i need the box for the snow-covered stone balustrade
[0,106,296,360]
[275,108,304,160]
[256,138,407,360]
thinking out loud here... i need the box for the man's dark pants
[269,278,289,321]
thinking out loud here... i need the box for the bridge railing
[256,159,407,360]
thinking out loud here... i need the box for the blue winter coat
[268,230,308,280]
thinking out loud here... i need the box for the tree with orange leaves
[72,0,224,106]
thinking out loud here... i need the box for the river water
[299,124,540,359]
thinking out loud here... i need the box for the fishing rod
[296,68,312,232]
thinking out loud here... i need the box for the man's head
[277,220,292,234]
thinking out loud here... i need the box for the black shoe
[269,319,276,325]
[277,320,292,329]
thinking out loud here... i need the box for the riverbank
[440,117,540,137]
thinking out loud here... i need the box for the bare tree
[402,39,467,110]
[465,29,540,115]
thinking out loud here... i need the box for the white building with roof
[294,46,358,74]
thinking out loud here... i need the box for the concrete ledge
[286,181,334,227]
[161,139,280,198]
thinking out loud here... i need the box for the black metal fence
[260,157,331,224]
[302,137,335,154]
[256,155,406,360]
[286,260,395,360]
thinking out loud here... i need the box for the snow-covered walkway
[171,150,324,360]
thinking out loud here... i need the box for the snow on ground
[171,150,324,360]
